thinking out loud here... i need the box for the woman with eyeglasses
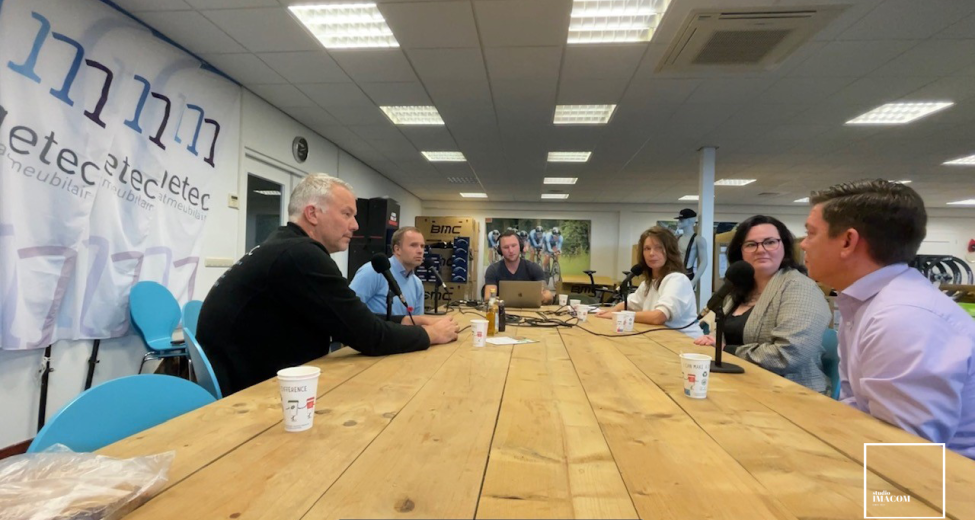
[694,215,831,393]
[595,226,703,338]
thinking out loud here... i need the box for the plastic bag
[0,444,174,520]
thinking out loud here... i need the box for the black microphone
[423,258,447,290]
[370,254,409,308]
[620,264,644,287]
[698,260,755,319]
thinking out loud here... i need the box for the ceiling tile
[329,49,419,83]
[112,0,192,12]
[136,11,246,54]
[870,39,975,77]
[837,0,975,41]
[358,82,432,105]
[560,44,646,80]
[474,0,572,47]
[201,53,287,84]
[247,84,315,108]
[202,8,319,52]
[282,106,342,128]
[258,51,351,83]
[484,47,562,82]
[379,1,479,48]
[298,83,373,107]
[407,48,488,82]
[187,0,278,7]
[788,40,918,78]
[557,78,629,104]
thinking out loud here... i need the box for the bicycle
[548,250,562,285]
[532,246,544,265]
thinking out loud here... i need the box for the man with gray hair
[198,173,457,395]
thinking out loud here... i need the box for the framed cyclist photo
[483,218,592,287]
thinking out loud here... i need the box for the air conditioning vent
[447,177,477,184]
[658,6,845,72]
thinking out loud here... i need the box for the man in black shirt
[198,174,457,395]
[483,230,553,303]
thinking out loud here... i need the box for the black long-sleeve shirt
[197,223,430,395]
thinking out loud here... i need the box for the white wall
[0,89,420,449]
[421,201,975,289]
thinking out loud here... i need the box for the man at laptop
[484,230,553,304]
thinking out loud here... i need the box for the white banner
[0,0,240,349]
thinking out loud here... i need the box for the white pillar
[697,146,716,304]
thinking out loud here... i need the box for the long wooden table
[102,308,975,519]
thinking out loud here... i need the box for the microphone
[620,264,644,287]
[423,258,447,290]
[370,254,408,308]
[698,260,755,319]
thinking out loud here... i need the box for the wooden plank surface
[98,349,381,490]
[646,328,975,520]
[300,334,512,519]
[558,326,798,520]
[609,331,944,519]
[477,327,638,519]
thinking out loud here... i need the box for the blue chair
[184,328,223,400]
[182,300,204,335]
[130,281,187,374]
[29,375,215,453]
[821,328,840,400]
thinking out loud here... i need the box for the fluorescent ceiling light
[891,179,912,184]
[554,105,616,125]
[422,151,466,162]
[794,197,810,203]
[678,195,699,201]
[459,192,487,198]
[544,177,579,185]
[547,152,592,162]
[254,190,281,196]
[714,179,755,186]
[568,0,671,44]
[943,154,975,166]
[541,194,570,199]
[288,3,399,49]
[380,106,444,125]
[947,199,975,206]
[846,102,953,125]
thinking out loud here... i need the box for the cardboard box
[415,216,477,242]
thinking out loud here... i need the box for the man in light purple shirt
[801,179,975,459]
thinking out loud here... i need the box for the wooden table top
[102,308,975,520]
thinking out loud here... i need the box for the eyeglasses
[742,238,782,253]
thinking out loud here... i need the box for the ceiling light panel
[944,154,975,166]
[568,0,671,44]
[846,102,953,125]
[794,197,809,203]
[380,106,444,125]
[554,105,616,125]
[289,3,399,49]
[678,195,699,201]
[714,179,755,186]
[422,151,466,162]
[947,199,975,205]
[460,192,487,198]
[547,152,592,162]
[543,177,579,185]
[542,194,570,199]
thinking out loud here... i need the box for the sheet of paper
[485,336,538,345]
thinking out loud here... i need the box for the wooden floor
[101,308,975,520]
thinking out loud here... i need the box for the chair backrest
[821,328,840,400]
[29,375,215,453]
[184,328,223,400]
[130,281,181,349]
[182,300,204,335]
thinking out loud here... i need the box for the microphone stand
[711,307,744,374]
[620,271,631,311]
[429,283,448,315]
[386,291,394,322]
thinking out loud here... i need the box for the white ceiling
[115,0,975,207]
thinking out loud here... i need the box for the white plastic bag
[0,444,174,520]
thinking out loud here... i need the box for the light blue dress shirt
[349,255,425,316]
[837,263,975,459]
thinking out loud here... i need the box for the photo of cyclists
[483,218,591,286]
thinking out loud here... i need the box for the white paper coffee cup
[680,353,712,399]
[623,310,636,331]
[471,319,488,347]
[613,312,626,333]
[277,366,321,432]
[558,294,568,306]
[577,305,589,322]
[569,299,581,315]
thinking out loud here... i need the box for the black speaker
[354,197,400,239]
[347,237,386,281]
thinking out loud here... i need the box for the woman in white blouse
[596,226,703,338]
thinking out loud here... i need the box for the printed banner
[483,218,591,287]
[0,0,240,349]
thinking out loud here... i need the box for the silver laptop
[499,280,544,309]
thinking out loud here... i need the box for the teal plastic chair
[184,328,223,400]
[28,375,215,453]
[130,281,187,374]
[182,300,204,335]
[821,328,840,400]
